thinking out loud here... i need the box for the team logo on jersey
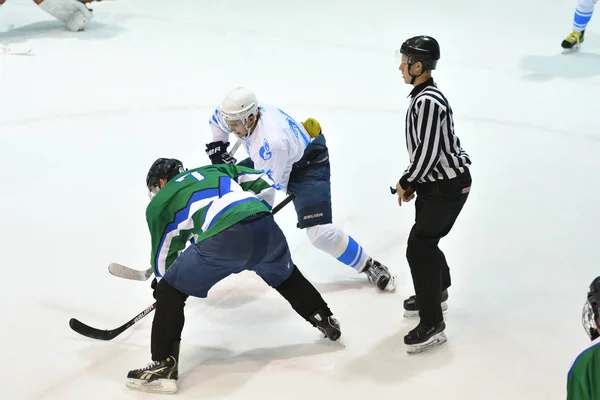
[260,168,282,190]
[259,139,272,160]
[287,118,301,138]
[262,168,273,177]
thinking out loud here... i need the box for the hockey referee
[393,35,472,354]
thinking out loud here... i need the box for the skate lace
[566,31,582,43]
[415,324,429,335]
[133,361,160,372]
[367,261,384,279]
[406,322,433,339]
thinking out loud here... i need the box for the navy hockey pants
[163,213,294,298]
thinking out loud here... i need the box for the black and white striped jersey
[399,78,471,190]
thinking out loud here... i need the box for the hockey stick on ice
[109,192,297,281]
[69,303,156,340]
[74,193,297,341]
[1,42,32,55]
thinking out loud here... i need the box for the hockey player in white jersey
[0,0,94,32]
[562,0,597,49]
[204,87,396,292]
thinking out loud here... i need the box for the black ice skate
[363,258,397,291]
[126,357,178,394]
[403,289,449,318]
[309,310,341,341]
[404,321,447,354]
[562,30,585,51]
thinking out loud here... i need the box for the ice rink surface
[1,0,600,398]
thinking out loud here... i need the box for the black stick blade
[68,303,156,342]
[69,318,123,341]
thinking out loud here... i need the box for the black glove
[205,141,237,165]
[151,277,158,299]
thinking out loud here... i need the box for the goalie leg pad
[35,0,93,31]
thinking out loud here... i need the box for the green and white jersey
[567,337,600,399]
[146,164,276,277]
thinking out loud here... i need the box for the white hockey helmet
[219,87,259,125]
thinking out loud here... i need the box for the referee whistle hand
[395,182,405,206]
[404,185,415,201]
[395,183,415,206]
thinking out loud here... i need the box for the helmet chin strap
[235,119,254,140]
[242,112,260,139]
[407,63,423,85]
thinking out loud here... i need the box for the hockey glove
[302,118,322,138]
[151,277,157,299]
[205,141,237,165]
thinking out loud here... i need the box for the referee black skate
[393,35,472,354]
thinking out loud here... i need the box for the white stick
[108,263,153,281]
[230,139,243,157]
[108,194,296,281]
[1,42,32,55]
[109,139,247,281]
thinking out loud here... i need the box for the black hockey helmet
[582,276,600,340]
[399,35,440,71]
[146,158,185,197]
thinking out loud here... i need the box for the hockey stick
[108,192,297,281]
[108,262,153,281]
[73,193,297,341]
[272,191,296,213]
[1,42,32,55]
[108,141,244,281]
[69,303,156,341]
[229,139,243,158]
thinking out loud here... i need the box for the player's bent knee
[306,224,345,252]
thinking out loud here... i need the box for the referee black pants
[407,169,471,325]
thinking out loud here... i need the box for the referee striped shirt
[399,78,471,190]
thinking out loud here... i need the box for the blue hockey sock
[574,7,594,31]
[336,235,368,270]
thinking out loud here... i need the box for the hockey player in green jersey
[567,276,600,399]
[126,158,341,394]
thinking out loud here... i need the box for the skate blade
[369,273,397,292]
[383,274,397,292]
[126,378,177,394]
[406,332,447,354]
[316,331,345,347]
[562,44,581,53]
[403,302,448,318]
[319,331,343,345]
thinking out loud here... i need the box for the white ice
[1,0,599,398]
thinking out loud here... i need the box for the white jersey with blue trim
[209,104,312,192]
